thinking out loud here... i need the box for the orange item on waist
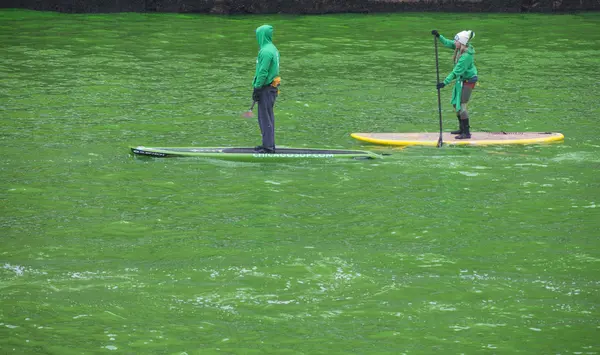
[271,76,281,87]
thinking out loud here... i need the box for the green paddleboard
[130,146,381,161]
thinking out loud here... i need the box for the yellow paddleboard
[350,132,564,147]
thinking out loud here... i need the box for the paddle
[242,101,256,118]
[433,34,443,148]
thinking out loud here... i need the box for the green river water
[1,9,599,354]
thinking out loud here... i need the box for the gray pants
[454,83,475,120]
[257,87,278,148]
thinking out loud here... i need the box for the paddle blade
[243,101,256,118]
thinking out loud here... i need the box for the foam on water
[169,257,365,321]
[2,263,47,277]
[514,163,548,167]
[552,152,600,163]
[474,323,507,327]
[3,263,25,276]
[427,302,457,312]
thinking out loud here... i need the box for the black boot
[455,119,471,139]
[254,145,275,153]
[450,115,462,135]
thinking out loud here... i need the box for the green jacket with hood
[253,25,280,89]
[439,34,478,112]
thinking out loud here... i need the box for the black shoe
[254,146,276,153]
[455,132,472,139]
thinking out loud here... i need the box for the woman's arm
[438,34,456,49]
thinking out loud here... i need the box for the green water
[1,9,599,354]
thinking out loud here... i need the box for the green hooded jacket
[253,25,280,89]
[439,35,478,112]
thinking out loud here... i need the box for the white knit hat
[454,30,475,45]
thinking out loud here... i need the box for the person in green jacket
[252,24,280,153]
[432,29,478,139]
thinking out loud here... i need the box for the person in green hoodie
[432,29,478,139]
[252,24,280,153]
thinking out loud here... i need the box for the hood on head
[256,25,273,48]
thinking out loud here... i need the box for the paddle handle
[434,36,443,148]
